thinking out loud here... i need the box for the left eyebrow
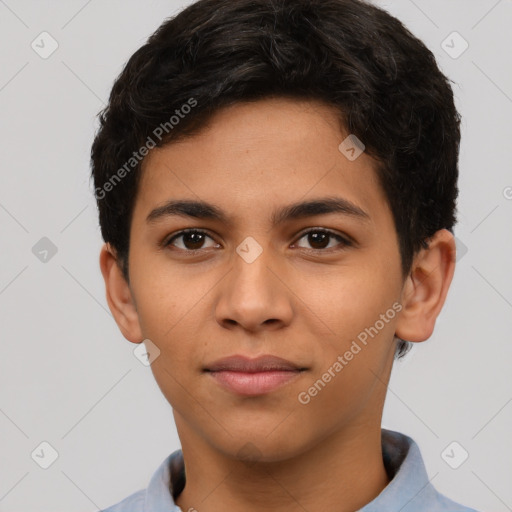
[271,196,371,225]
[146,196,371,225]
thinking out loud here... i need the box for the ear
[395,229,456,343]
[99,243,143,344]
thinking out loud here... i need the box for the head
[92,0,460,460]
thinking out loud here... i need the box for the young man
[92,0,478,510]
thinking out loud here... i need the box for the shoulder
[101,489,145,512]
[431,493,480,512]
[99,449,184,512]
[375,429,480,512]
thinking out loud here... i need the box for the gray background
[0,0,511,511]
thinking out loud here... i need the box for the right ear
[99,243,143,344]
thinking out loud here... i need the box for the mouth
[204,355,307,396]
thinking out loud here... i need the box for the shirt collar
[359,429,437,511]
[142,429,456,512]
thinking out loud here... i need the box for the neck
[174,421,389,512]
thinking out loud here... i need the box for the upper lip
[205,355,306,372]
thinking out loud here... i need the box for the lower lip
[208,370,303,396]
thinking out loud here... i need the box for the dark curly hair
[90,0,462,359]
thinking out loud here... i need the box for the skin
[100,97,456,512]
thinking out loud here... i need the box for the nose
[214,245,294,333]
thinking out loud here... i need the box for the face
[115,98,408,460]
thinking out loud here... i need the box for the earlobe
[99,243,143,344]
[394,229,456,343]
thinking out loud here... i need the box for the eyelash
[163,228,353,254]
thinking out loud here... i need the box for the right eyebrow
[146,199,228,224]
[146,196,371,226]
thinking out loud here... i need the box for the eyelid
[292,227,353,250]
[164,228,219,248]
[164,227,353,252]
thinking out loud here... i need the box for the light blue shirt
[102,429,479,512]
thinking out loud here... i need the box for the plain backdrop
[0,1,511,511]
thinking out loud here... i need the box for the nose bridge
[215,238,293,330]
[234,242,273,296]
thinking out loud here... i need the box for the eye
[165,229,220,251]
[293,228,352,252]
[164,227,352,254]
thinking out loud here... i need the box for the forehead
[134,97,390,227]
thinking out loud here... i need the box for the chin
[209,425,315,464]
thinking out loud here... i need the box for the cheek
[131,259,201,338]
[142,312,205,415]
[293,262,400,398]
[295,314,397,430]
[295,260,400,336]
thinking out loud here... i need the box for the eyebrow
[146,197,371,225]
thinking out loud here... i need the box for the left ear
[395,229,456,343]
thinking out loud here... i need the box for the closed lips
[204,355,307,373]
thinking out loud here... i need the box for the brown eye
[166,230,219,251]
[294,229,351,251]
